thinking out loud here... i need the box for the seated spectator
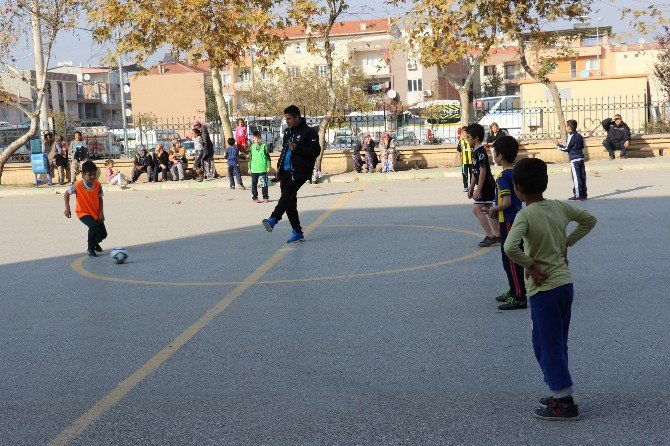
[130,148,154,183]
[378,132,397,173]
[169,138,187,181]
[152,144,170,182]
[105,159,129,188]
[602,114,631,159]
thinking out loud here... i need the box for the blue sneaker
[287,230,305,243]
[262,217,277,232]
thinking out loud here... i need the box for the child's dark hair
[81,160,97,174]
[105,159,114,167]
[465,123,485,142]
[566,119,578,131]
[513,158,548,195]
[74,131,82,138]
[493,135,519,164]
[227,137,236,146]
[192,128,201,136]
[252,130,261,138]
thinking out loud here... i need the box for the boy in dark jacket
[557,120,587,201]
[601,114,631,159]
[262,105,320,243]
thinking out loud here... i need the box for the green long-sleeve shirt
[503,199,597,296]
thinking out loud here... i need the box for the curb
[2,160,668,196]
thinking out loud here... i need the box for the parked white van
[474,95,522,138]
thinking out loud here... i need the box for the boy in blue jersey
[488,136,527,310]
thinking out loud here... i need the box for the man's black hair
[464,123,485,142]
[493,135,519,164]
[192,128,201,136]
[227,137,236,146]
[513,158,548,195]
[566,119,578,131]
[283,105,301,117]
[252,130,261,138]
[81,160,97,174]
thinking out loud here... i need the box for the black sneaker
[489,236,501,246]
[94,244,103,253]
[87,249,97,257]
[534,398,580,421]
[495,290,511,302]
[478,236,493,247]
[498,297,528,310]
[538,396,556,408]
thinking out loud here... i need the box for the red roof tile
[280,17,391,39]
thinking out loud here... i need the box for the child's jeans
[530,283,574,396]
[108,172,128,187]
[251,172,269,199]
[79,215,108,251]
[228,165,243,188]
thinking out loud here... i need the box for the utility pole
[30,0,50,142]
[117,29,130,157]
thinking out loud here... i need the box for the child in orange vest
[64,160,108,257]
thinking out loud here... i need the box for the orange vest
[75,180,101,220]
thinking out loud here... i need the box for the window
[407,56,418,71]
[581,35,599,47]
[483,65,496,76]
[407,79,423,92]
[287,66,301,77]
[221,73,231,85]
[294,43,302,54]
[363,53,382,67]
[238,69,251,82]
[585,59,600,71]
[317,65,328,77]
[504,64,520,80]
[501,97,521,112]
[505,85,520,95]
[570,60,577,78]
[260,69,270,80]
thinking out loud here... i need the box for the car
[473,95,522,138]
[330,135,358,150]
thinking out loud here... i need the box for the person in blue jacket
[557,119,587,201]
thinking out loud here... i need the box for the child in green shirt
[248,131,270,203]
[503,157,597,421]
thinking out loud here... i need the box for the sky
[9,0,656,71]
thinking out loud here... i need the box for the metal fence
[3,95,670,163]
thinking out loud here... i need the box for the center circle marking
[71,224,491,286]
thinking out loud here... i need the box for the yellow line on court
[71,256,244,286]
[48,188,362,446]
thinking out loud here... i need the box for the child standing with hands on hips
[64,161,108,257]
[248,131,270,202]
[504,157,596,421]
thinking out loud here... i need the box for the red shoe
[252,198,259,203]
[263,198,270,203]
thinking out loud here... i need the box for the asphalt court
[2,168,670,445]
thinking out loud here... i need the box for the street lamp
[595,17,602,76]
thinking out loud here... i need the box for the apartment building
[0,94,33,125]
[129,59,211,122]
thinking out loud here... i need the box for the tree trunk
[545,81,567,141]
[458,87,472,127]
[211,66,233,141]
[0,117,38,185]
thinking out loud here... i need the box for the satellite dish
[67,61,73,66]
[57,62,63,67]
[123,84,131,94]
[387,89,398,99]
[125,108,132,117]
[83,73,91,81]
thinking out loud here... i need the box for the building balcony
[234,80,252,91]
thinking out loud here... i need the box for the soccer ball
[110,247,128,264]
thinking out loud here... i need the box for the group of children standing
[459,121,597,420]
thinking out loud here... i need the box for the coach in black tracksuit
[263,105,320,241]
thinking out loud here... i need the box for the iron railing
[3,95,670,163]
